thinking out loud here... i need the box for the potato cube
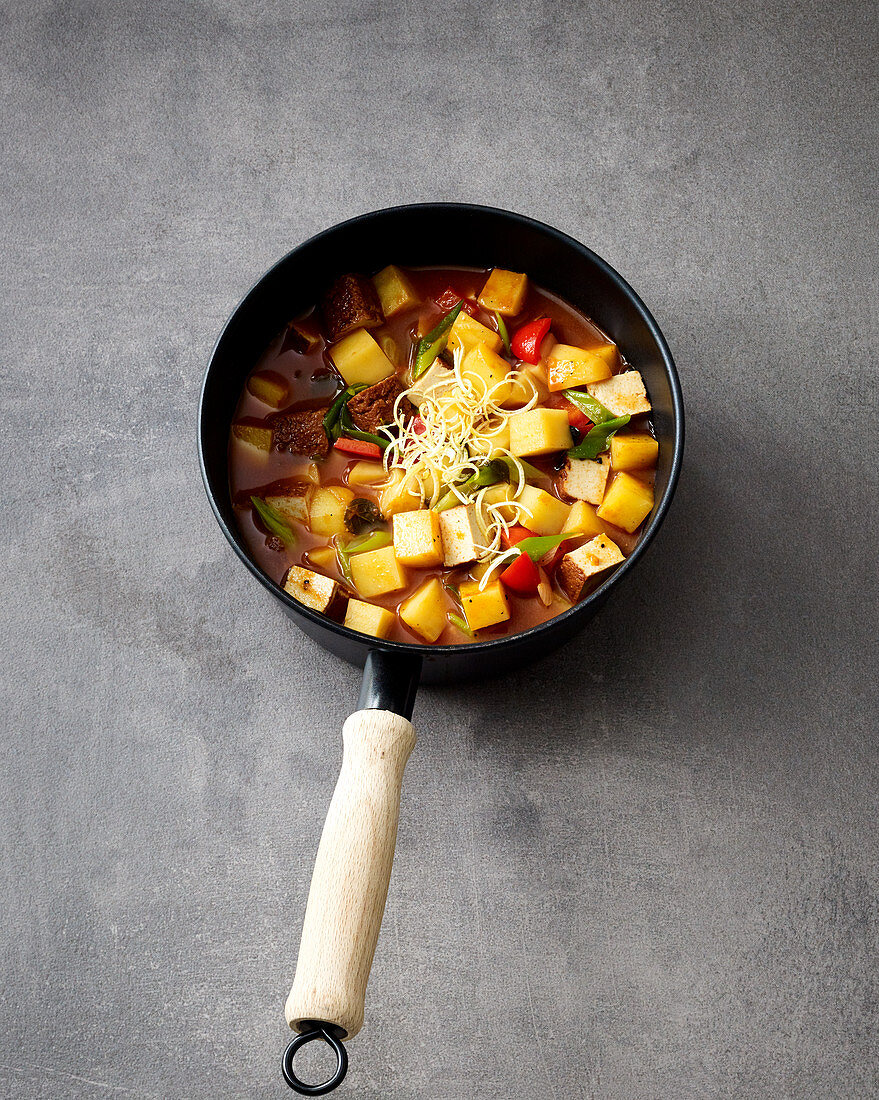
[557,535,625,601]
[309,486,355,537]
[610,431,659,471]
[447,311,502,358]
[347,460,388,487]
[306,545,338,571]
[329,328,395,386]
[349,544,408,598]
[232,422,272,452]
[477,269,528,316]
[400,578,449,642]
[459,579,511,632]
[561,501,607,540]
[265,483,313,525]
[283,566,341,614]
[479,483,520,523]
[546,344,614,391]
[587,370,651,416]
[438,503,483,567]
[469,419,511,459]
[559,456,610,505]
[515,485,570,535]
[247,371,289,408]
[508,408,573,457]
[596,473,654,533]
[393,509,443,567]
[459,343,512,403]
[501,365,544,408]
[380,468,423,516]
[404,360,457,408]
[372,265,420,318]
[344,599,396,639]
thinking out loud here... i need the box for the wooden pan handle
[285,709,416,1040]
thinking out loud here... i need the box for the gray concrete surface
[1,1,877,1097]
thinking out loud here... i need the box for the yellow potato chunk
[448,311,502,358]
[610,432,659,471]
[557,535,625,601]
[501,366,543,408]
[399,578,449,642]
[350,543,408,598]
[347,460,388,487]
[508,408,573,457]
[469,419,511,459]
[372,265,420,318]
[596,473,654,533]
[479,483,520,524]
[309,486,355,537]
[393,509,443,567]
[283,566,340,614]
[477,269,528,316]
[344,599,396,639]
[561,501,607,540]
[380,468,423,516]
[306,545,338,571]
[459,579,511,632]
[329,328,395,386]
[232,423,272,452]
[459,343,512,403]
[546,344,614,392]
[247,372,289,408]
[515,485,570,535]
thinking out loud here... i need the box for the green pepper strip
[567,415,630,460]
[515,531,584,562]
[564,389,614,424]
[323,384,370,440]
[494,312,511,355]
[250,496,296,545]
[339,407,390,450]
[498,455,545,482]
[447,612,474,638]
[413,301,464,379]
[335,529,393,585]
[433,462,505,513]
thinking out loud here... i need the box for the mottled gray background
[1,1,877,1097]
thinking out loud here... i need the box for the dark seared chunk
[346,376,415,433]
[321,273,384,342]
[270,408,330,457]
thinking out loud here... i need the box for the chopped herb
[344,498,385,535]
[494,311,511,355]
[413,302,464,379]
[250,496,296,545]
[567,415,630,460]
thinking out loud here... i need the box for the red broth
[228,267,655,644]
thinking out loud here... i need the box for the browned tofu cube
[557,535,625,601]
[264,481,313,525]
[282,565,342,614]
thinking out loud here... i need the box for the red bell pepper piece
[500,551,541,595]
[334,437,383,460]
[412,416,427,435]
[502,525,535,549]
[511,316,552,363]
[435,288,479,317]
[546,392,593,433]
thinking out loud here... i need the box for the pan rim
[198,202,685,658]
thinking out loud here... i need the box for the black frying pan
[198,204,684,1094]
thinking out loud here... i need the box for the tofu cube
[459,579,511,632]
[561,500,607,540]
[393,509,443,567]
[469,419,511,459]
[372,265,420,318]
[349,544,408,598]
[459,343,512,403]
[546,344,614,391]
[587,370,651,417]
[559,456,611,505]
[515,485,570,534]
[287,317,322,352]
[596,473,654,533]
[344,599,396,639]
[380,468,423,516]
[447,311,502,358]
[508,408,573,457]
[265,483,313,525]
[283,566,341,614]
[557,535,625,601]
[610,431,659,471]
[309,486,355,537]
[399,578,449,642]
[438,503,483,567]
[232,422,272,452]
[477,269,528,316]
[247,371,289,408]
[404,360,457,407]
[329,328,396,386]
[347,460,388,487]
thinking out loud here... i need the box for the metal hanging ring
[281,1024,349,1095]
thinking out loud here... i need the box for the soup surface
[228,265,657,645]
